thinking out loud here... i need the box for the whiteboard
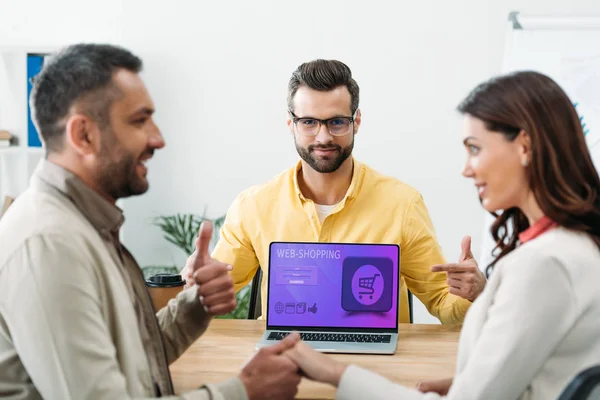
[480,12,600,268]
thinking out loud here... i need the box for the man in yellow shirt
[183,59,485,324]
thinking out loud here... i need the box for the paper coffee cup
[146,273,185,311]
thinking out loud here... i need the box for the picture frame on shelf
[27,53,51,148]
[0,129,13,148]
[1,196,15,220]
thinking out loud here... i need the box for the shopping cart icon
[341,257,394,312]
[358,274,380,300]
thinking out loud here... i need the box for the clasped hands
[242,333,452,399]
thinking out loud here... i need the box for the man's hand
[431,235,486,302]
[416,377,453,395]
[240,333,302,400]
[284,336,347,387]
[189,221,236,316]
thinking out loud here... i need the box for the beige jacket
[0,160,247,399]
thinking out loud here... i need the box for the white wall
[2,0,600,323]
[0,0,123,46]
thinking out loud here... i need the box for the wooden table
[170,320,461,399]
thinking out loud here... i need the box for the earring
[522,159,529,167]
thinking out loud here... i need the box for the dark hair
[457,71,600,275]
[30,43,143,152]
[287,59,359,115]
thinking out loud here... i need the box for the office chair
[247,268,263,319]
[557,365,600,400]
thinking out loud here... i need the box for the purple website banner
[268,242,399,329]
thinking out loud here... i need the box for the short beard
[295,136,354,173]
[96,129,150,200]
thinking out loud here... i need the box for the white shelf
[0,47,55,201]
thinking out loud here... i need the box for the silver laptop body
[256,242,400,355]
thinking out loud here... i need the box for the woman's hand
[416,377,453,395]
[284,338,348,387]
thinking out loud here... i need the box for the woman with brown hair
[281,71,600,399]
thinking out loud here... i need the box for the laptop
[256,241,400,354]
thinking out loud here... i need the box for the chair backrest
[557,365,600,400]
[247,267,263,319]
[407,289,414,324]
[247,267,415,323]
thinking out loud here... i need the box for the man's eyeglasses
[289,111,355,137]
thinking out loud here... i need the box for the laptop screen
[266,242,399,331]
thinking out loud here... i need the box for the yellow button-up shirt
[212,159,470,324]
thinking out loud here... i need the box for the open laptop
[256,241,400,354]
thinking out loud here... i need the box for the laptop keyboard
[267,331,391,343]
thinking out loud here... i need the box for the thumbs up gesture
[183,221,237,316]
[430,236,486,302]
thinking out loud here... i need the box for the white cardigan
[337,228,600,399]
